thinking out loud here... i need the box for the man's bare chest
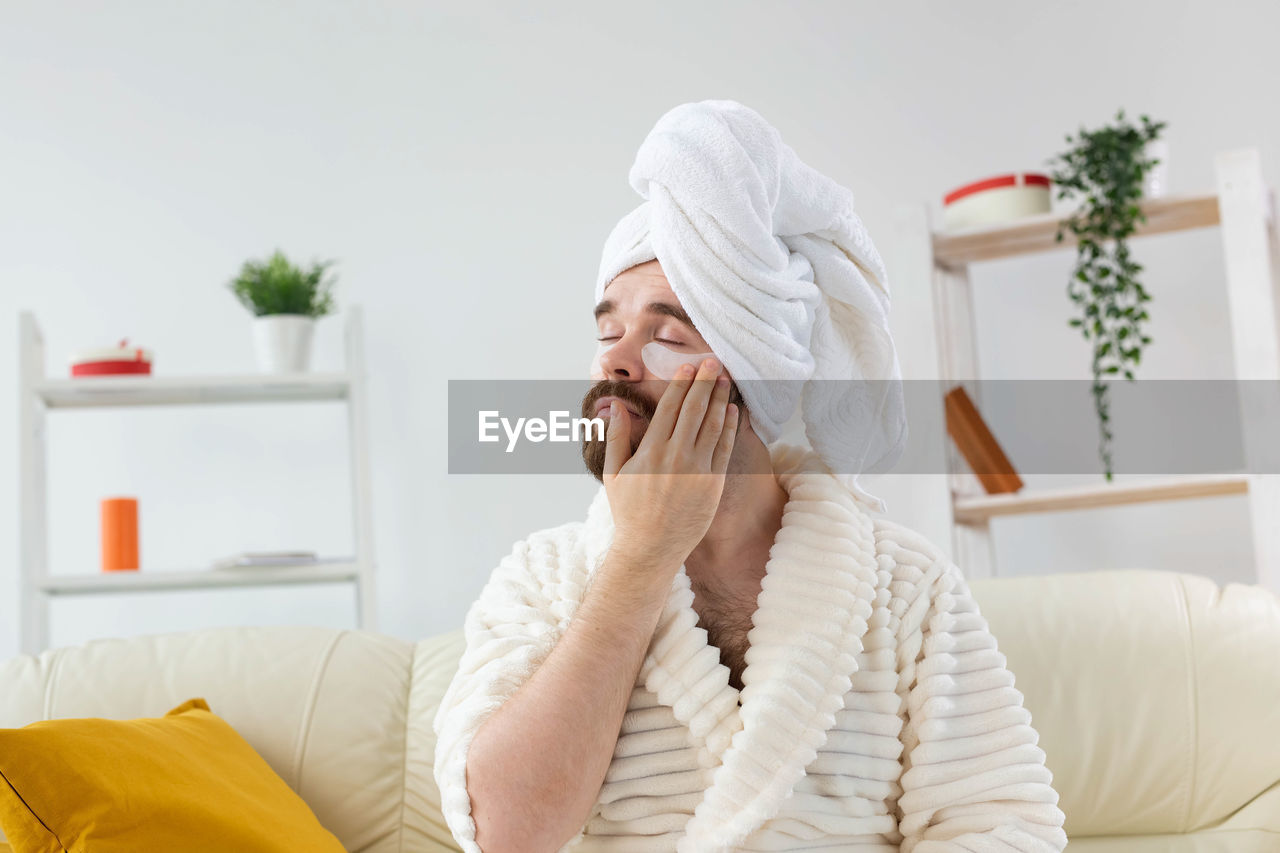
[693,594,758,694]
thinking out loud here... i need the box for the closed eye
[595,336,686,345]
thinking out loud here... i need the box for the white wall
[2,0,1274,659]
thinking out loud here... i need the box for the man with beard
[433,100,1068,853]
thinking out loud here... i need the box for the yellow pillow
[0,697,345,853]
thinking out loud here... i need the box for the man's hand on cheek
[602,358,740,572]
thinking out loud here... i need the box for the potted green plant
[1046,110,1166,480]
[227,249,337,373]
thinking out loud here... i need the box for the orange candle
[101,497,139,572]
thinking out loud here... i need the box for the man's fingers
[710,403,739,474]
[646,365,694,441]
[603,402,632,477]
[695,372,732,459]
[672,358,722,447]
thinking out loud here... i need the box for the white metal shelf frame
[900,149,1280,590]
[17,305,379,654]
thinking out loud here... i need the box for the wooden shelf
[933,193,1221,267]
[19,307,379,653]
[952,474,1251,525]
[38,561,360,596]
[914,151,1280,587]
[34,372,351,408]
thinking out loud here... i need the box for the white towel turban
[595,99,908,513]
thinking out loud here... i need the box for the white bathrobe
[433,445,1069,852]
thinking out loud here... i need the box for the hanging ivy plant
[1046,109,1167,480]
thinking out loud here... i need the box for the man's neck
[683,448,789,598]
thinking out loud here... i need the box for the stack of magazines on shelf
[208,551,346,571]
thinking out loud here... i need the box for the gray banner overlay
[448,379,1280,475]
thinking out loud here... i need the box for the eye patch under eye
[590,340,719,380]
[638,342,718,379]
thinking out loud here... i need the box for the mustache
[580,380,658,422]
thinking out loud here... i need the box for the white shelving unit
[900,148,1280,591]
[17,305,379,654]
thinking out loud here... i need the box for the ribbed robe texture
[433,444,1068,852]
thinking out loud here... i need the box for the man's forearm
[465,550,677,853]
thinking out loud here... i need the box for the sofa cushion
[969,569,1280,839]
[0,697,344,852]
[0,626,416,852]
[404,629,468,852]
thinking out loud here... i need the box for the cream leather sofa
[1,568,1278,852]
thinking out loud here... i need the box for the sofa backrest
[3,568,1279,848]
[0,624,466,853]
[969,568,1280,839]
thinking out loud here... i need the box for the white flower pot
[252,314,314,373]
[1141,139,1170,199]
[1049,138,1171,215]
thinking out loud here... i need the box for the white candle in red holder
[942,172,1052,231]
[69,338,154,377]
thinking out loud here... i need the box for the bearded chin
[581,423,645,481]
